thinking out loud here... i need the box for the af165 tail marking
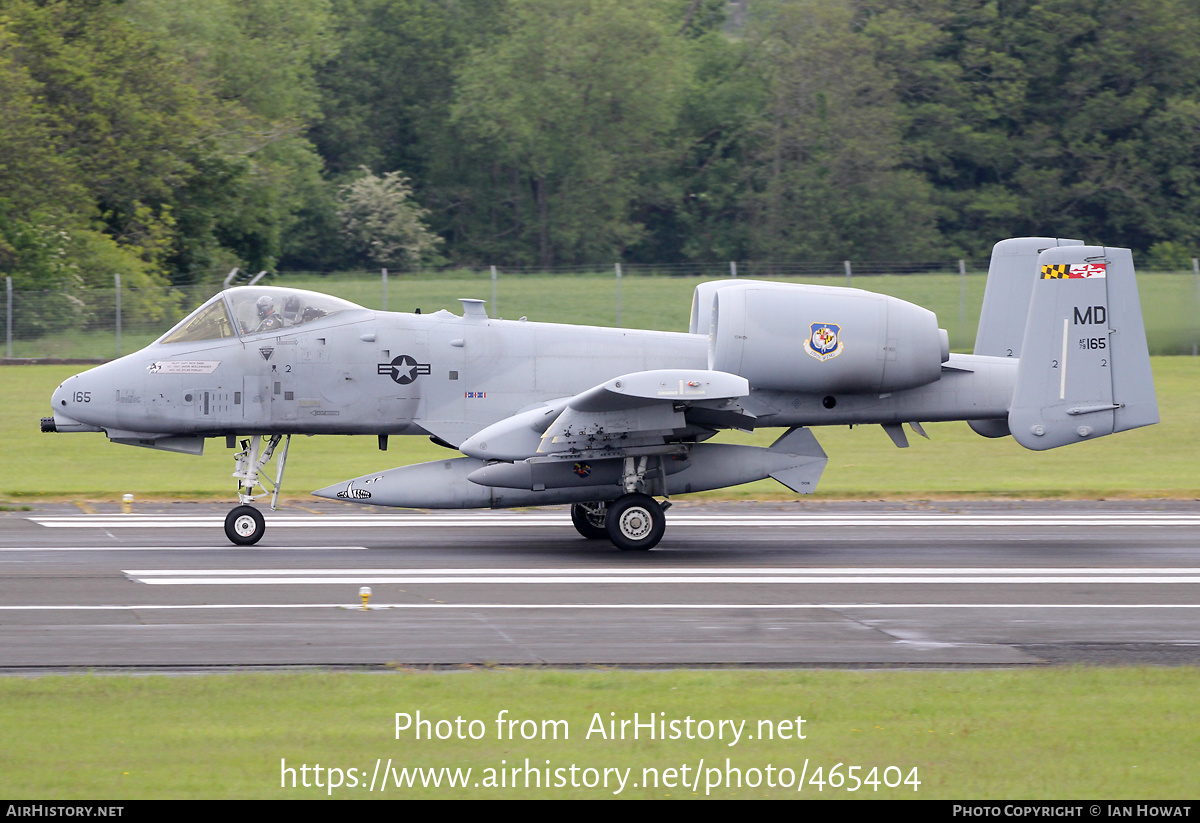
[1010,246,1157,450]
[43,242,1158,549]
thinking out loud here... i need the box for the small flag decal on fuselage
[1041,262,1107,279]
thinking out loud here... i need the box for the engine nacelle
[702,281,949,394]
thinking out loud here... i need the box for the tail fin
[1008,245,1158,451]
[974,237,1085,358]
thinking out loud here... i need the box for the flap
[459,370,748,461]
[539,369,749,455]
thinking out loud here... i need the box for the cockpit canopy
[159,287,365,344]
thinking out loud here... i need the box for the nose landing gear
[225,505,266,545]
[224,434,291,546]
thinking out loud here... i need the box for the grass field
[8,269,1200,358]
[4,304,1199,802]
[3,668,1198,799]
[4,357,1197,501]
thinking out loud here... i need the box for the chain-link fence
[5,261,1200,360]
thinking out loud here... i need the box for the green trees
[123,0,337,278]
[0,1,197,296]
[451,0,690,266]
[863,0,1200,257]
[0,0,338,290]
[738,0,940,261]
[337,168,441,268]
[4,0,1200,284]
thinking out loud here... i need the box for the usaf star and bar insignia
[377,354,431,385]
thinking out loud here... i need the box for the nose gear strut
[224,434,291,545]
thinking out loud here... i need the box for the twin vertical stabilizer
[1007,245,1158,449]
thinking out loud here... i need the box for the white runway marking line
[31,513,1200,529]
[0,546,369,552]
[4,603,1200,612]
[121,567,1200,586]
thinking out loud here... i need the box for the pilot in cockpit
[255,295,284,332]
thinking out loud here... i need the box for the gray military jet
[42,237,1158,549]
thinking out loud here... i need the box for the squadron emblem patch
[573,462,592,478]
[804,323,844,361]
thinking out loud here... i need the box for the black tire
[570,502,609,539]
[224,505,265,546]
[605,493,666,551]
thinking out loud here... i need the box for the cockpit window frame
[158,298,238,345]
[156,287,366,345]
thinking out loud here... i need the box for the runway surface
[2,499,1199,669]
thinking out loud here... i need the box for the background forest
[3,0,1200,297]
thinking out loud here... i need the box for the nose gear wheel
[224,505,265,545]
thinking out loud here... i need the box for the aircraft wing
[458,369,751,461]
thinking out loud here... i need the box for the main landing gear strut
[570,494,670,550]
[570,456,671,551]
[224,434,291,545]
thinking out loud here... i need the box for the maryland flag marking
[1041,262,1107,279]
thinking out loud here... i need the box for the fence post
[615,262,622,328]
[730,261,737,279]
[381,268,388,311]
[114,273,122,358]
[843,260,852,285]
[959,259,967,324]
[5,276,11,359]
[1193,258,1199,356]
[491,265,498,318]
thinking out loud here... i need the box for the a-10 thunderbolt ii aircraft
[42,237,1158,550]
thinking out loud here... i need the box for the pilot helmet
[256,295,274,317]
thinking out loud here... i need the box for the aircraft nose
[50,378,77,412]
[47,365,113,429]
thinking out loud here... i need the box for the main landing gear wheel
[225,505,265,546]
[605,493,666,551]
[570,502,609,540]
